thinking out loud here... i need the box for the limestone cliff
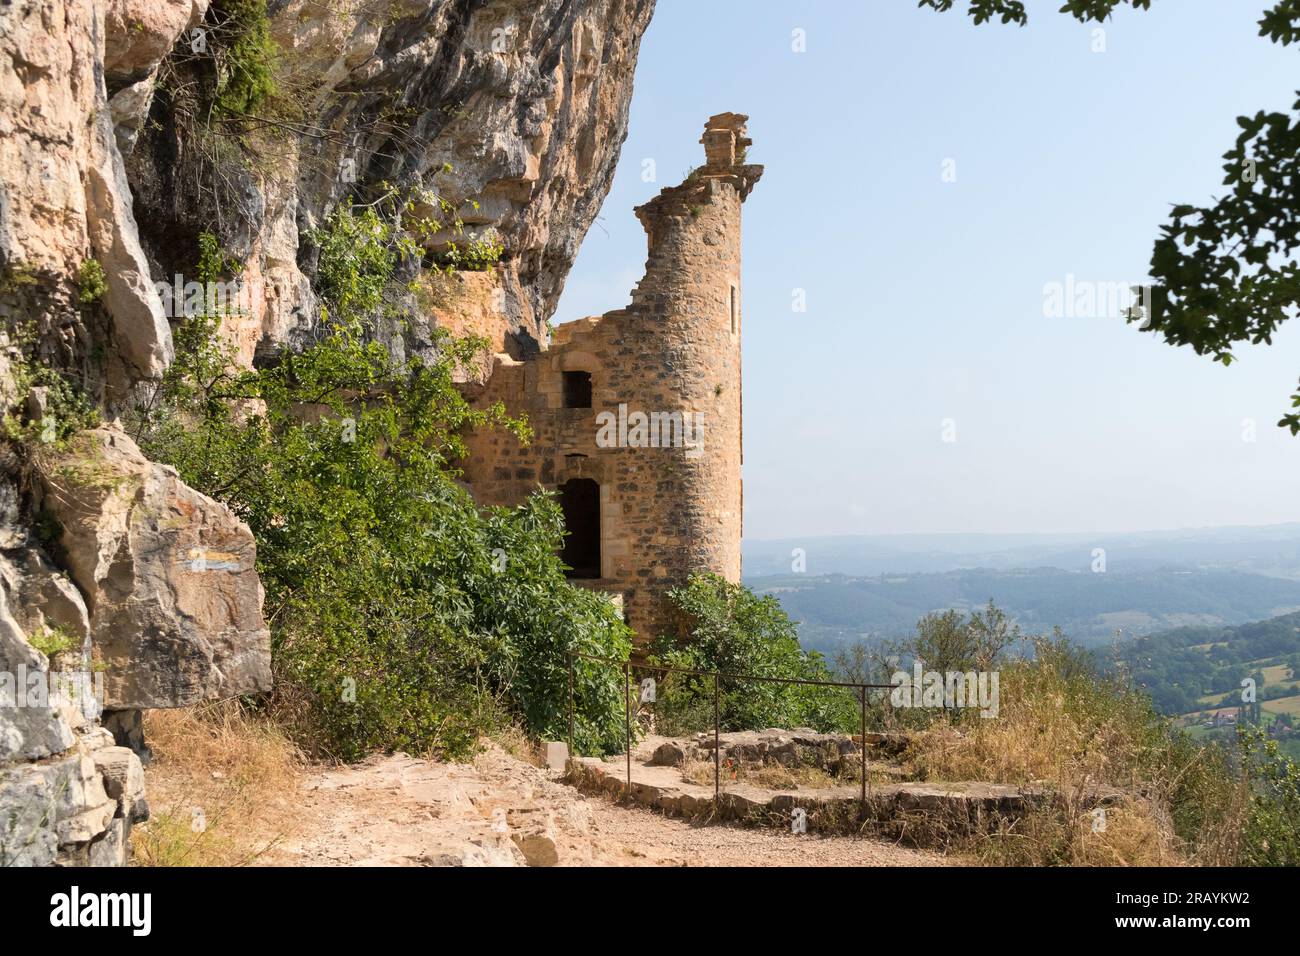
[127,0,654,364]
[0,0,653,865]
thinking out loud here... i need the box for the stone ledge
[567,750,1122,849]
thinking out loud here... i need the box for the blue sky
[554,0,1300,540]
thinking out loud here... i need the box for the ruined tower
[460,114,763,642]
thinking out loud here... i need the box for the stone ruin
[459,114,763,642]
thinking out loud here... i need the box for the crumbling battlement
[460,114,762,642]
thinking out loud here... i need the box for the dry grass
[902,644,1246,865]
[680,758,841,791]
[488,724,542,767]
[906,649,1177,793]
[131,701,303,866]
[970,798,1184,867]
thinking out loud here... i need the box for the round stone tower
[620,113,762,615]
[457,113,763,643]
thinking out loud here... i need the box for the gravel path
[259,745,948,867]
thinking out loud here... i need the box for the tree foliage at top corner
[916,0,1153,27]
[921,0,1300,435]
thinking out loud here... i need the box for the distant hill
[1107,610,1300,716]
[1107,611,1300,760]
[743,524,1300,579]
[752,567,1300,653]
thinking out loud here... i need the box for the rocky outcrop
[0,0,200,392]
[0,474,149,866]
[1,421,270,865]
[128,0,656,363]
[1,0,652,867]
[0,1,258,865]
[36,428,272,710]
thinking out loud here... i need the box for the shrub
[209,0,278,117]
[1240,727,1300,865]
[76,259,106,306]
[27,625,79,660]
[432,234,505,273]
[308,187,503,326]
[648,573,858,735]
[130,229,632,761]
[1,323,100,446]
[907,634,1245,864]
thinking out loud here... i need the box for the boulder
[0,750,124,866]
[510,827,560,867]
[542,740,569,771]
[37,428,272,709]
[92,745,148,823]
[649,740,687,766]
[102,1,209,83]
[0,525,92,761]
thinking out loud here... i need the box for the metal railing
[566,651,898,816]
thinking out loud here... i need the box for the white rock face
[0,524,147,866]
[0,0,196,381]
[37,428,272,710]
[0,5,245,863]
[127,0,656,362]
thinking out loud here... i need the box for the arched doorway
[559,478,601,578]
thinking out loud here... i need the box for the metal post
[713,672,721,811]
[624,661,632,795]
[859,685,868,818]
[567,651,575,755]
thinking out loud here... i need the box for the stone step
[568,755,1122,849]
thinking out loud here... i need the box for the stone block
[542,741,569,771]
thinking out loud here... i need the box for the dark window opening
[559,478,601,579]
[730,286,737,334]
[562,370,593,408]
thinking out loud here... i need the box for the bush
[76,259,106,306]
[1240,727,1300,865]
[209,0,278,117]
[907,634,1246,864]
[649,573,858,735]
[131,236,632,760]
[1,323,100,446]
[432,234,505,273]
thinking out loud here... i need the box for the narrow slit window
[729,286,737,334]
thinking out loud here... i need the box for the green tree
[129,229,632,760]
[1240,727,1300,864]
[649,574,858,734]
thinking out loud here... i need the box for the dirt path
[258,745,948,867]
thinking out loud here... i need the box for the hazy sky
[553,0,1300,540]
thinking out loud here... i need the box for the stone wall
[460,115,762,642]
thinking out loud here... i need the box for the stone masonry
[459,114,762,642]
